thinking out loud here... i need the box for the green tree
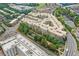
[19,22,29,34]
[34,35,42,41]
[41,37,48,47]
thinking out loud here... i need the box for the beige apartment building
[21,12,67,39]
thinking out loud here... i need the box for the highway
[63,32,78,56]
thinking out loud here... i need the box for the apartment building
[22,12,67,38]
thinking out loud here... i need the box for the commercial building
[21,12,67,38]
[0,34,48,56]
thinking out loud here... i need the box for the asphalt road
[63,32,78,56]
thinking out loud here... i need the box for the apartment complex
[21,12,67,38]
[0,34,48,56]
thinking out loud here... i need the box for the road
[63,32,78,56]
